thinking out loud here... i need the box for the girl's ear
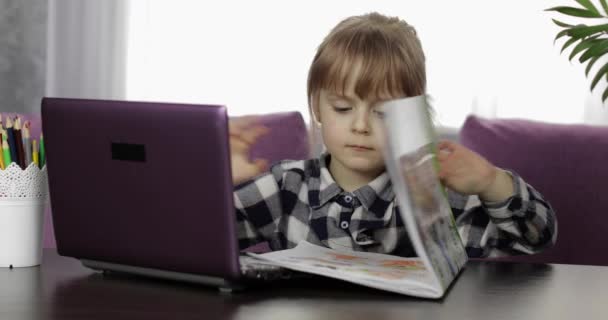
[310,94,322,127]
[311,108,322,127]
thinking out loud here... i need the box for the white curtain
[0,0,47,114]
[46,0,128,100]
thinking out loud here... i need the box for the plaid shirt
[234,153,557,258]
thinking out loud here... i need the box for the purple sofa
[39,111,310,248]
[460,115,608,266]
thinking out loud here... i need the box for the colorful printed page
[249,241,439,298]
[380,95,468,294]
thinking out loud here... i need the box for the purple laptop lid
[41,97,241,280]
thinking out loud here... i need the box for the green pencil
[39,134,45,168]
[2,139,12,167]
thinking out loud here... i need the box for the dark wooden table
[1,249,607,320]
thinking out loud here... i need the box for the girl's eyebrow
[327,93,358,102]
[328,92,389,106]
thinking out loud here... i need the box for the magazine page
[380,95,468,295]
[249,241,440,298]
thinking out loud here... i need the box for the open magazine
[248,95,468,299]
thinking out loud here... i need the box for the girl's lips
[346,145,374,151]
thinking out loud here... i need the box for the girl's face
[312,61,407,189]
[315,86,390,187]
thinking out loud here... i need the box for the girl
[230,12,556,258]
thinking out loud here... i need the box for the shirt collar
[309,153,394,216]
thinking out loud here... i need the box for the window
[126,0,595,127]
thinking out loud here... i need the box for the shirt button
[340,221,349,229]
[344,195,353,203]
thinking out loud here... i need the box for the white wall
[47,0,127,100]
[0,0,46,113]
[126,0,608,127]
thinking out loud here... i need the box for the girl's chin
[342,158,385,173]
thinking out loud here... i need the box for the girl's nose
[351,109,371,135]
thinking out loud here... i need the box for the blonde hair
[306,12,427,155]
[307,12,427,117]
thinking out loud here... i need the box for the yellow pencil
[32,139,39,167]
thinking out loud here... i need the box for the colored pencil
[0,138,6,170]
[2,139,12,168]
[39,134,45,168]
[5,117,17,165]
[23,122,32,168]
[32,139,39,167]
[13,118,25,169]
[0,130,4,170]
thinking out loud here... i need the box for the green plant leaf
[602,86,608,103]
[579,39,608,62]
[590,63,608,90]
[585,55,601,76]
[567,23,608,38]
[552,19,573,28]
[601,0,608,15]
[569,37,600,60]
[555,29,572,42]
[575,0,600,15]
[546,6,603,17]
[561,37,580,53]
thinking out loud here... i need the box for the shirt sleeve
[449,170,558,258]
[233,163,285,250]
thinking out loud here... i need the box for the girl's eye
[333,106,351,113]
[373,109,385,118]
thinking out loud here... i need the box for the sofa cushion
[241,111,310,166]
[460,115,608,266]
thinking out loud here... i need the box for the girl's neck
[327,157,384,192]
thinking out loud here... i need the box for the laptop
[41,97,294,292]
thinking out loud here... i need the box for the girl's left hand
[436,140,514,202]
[229,117,270,185]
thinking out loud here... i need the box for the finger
[252,125,270,140]
[239,126,270,145]
[229,122,247,135]
[229,119,249,136]
[437,164,453,183]
[437,148,451,161]
[236,115,259,124]
[229,116,261,133]
[437,166,446,180]
[253,158,269,172]
[233,165,258,185]
[230,136,250,153]
[437,140,456,152]
[436,154,454,176]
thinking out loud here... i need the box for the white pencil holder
[0,163,48,268]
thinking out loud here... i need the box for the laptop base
[81,259,246,292]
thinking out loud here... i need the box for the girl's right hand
[229,117,270,185]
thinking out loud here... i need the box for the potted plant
[547,0,608,102]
